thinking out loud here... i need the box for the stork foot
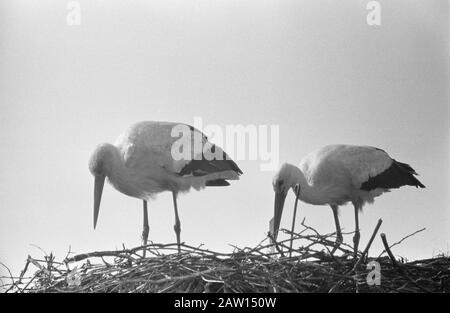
[353,230,360,258]
[331,233,343,255]
[173,223,181,254]
[142,224,149,257]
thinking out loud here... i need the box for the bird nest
[2,220,449,293]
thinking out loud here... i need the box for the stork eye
[278,180,284,187]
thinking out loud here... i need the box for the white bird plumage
[89,121,243,254]
[271,144,425,255]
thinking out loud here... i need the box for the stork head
[271,163,302,241]
[89,143,117,176]
[88,143,116,229]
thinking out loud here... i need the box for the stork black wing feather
[360,160,425,191]
[177,152,243,177]
[205,179,230,186]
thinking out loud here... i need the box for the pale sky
[0,0,448,283]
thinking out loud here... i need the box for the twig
[378,228,426,258]
[289,184,301,257]
[356,219,383,265]
[0,262,14,293]
[267,233,285,257]
[380,233,432,293]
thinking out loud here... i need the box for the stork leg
[330,205,343,255]
[172,191,181,253]
[353,204,361,257]
[142,200,149,258]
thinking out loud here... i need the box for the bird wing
[360,158,425,190]
[114,121,242,178]
[300,145,393,189]
[114,122,176,172]
[174,130,243,178]
[301,144,425,192]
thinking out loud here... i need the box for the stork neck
[105,147,126,179]
[292,168,325,205]
[104,146,141,198]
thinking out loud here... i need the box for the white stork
[88,121,243,253]
[271,144,425,255]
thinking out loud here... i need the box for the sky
[0,0,448,286]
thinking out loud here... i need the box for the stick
[289,184,301,257]
[267,233,285,257]
[377,228,426,258]
[380,233,431,293]
[0,262,15,293]
[355,218,383,266]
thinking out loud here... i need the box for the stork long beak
[270,190,287,242]
[93,175,105,229]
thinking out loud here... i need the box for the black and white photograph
[0,0,449,302]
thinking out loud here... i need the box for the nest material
[2,220,449,293]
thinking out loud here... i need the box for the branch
[380,233,432,293]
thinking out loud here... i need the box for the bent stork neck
[290,166,326,205]
[104,146,141,198]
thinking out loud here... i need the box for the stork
[88,121,243,254]
[271,144,425,255]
